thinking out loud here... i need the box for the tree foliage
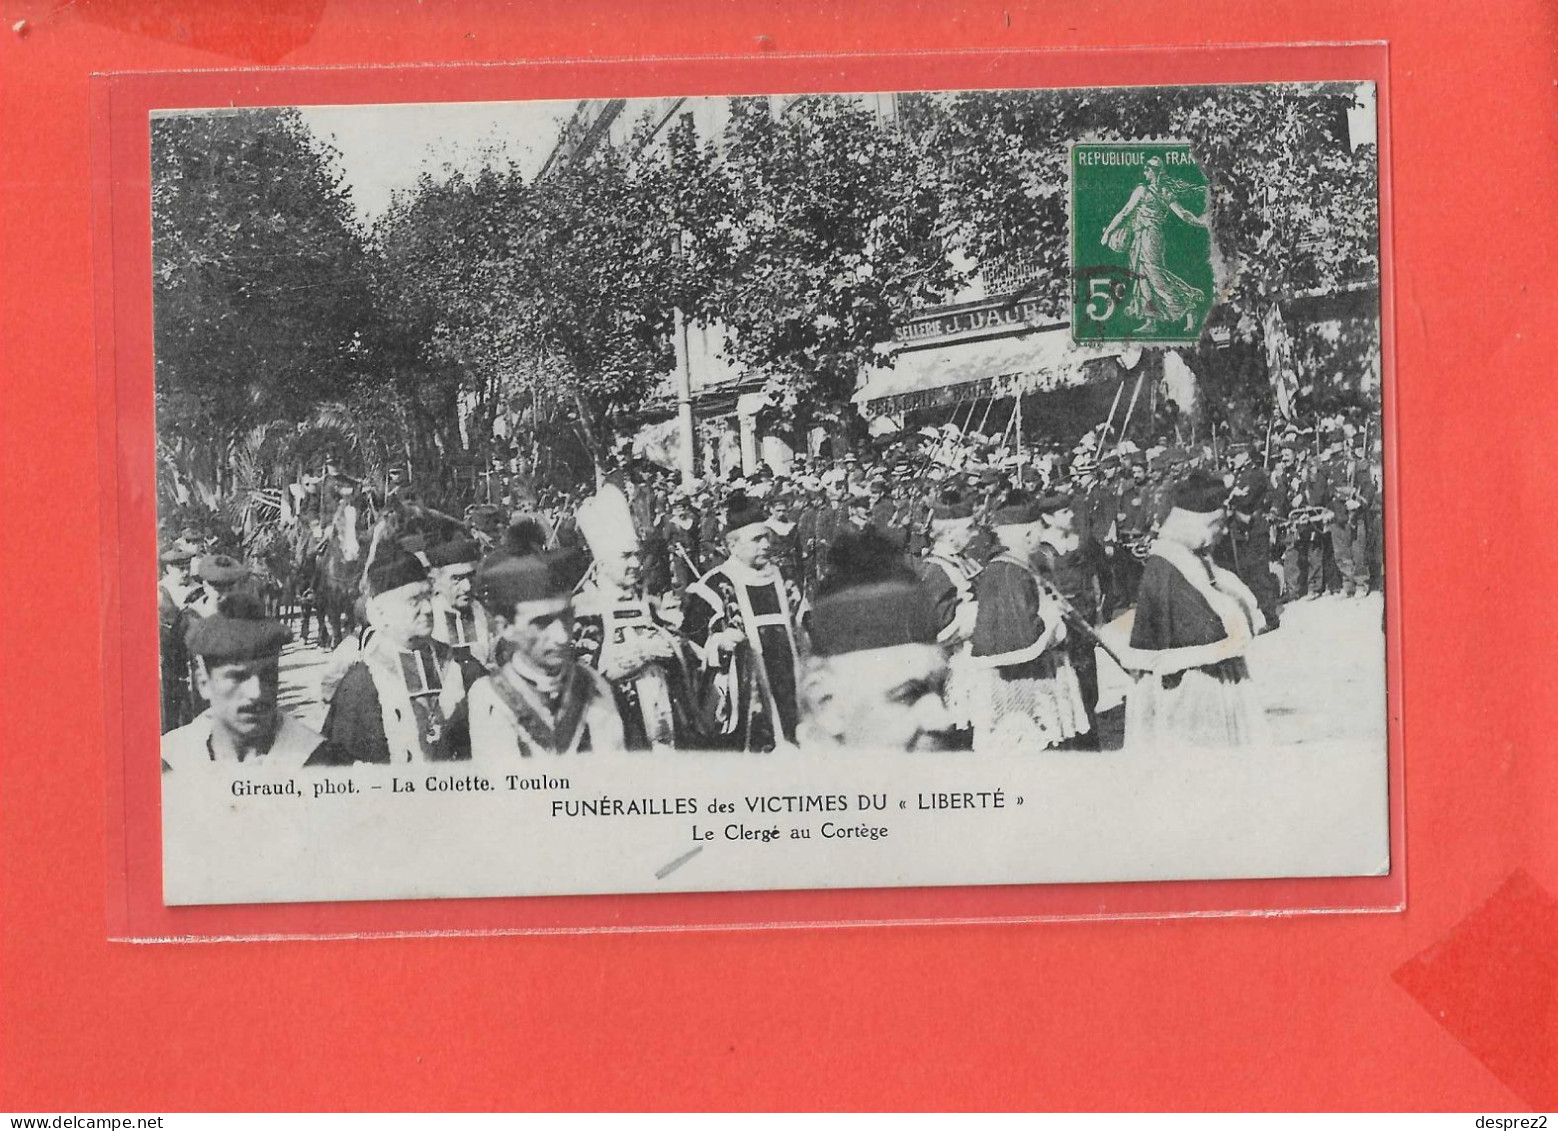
[151,85,1380,502]
[703,96,964,416]
[151,109,377,440]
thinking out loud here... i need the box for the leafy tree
[371,115,724,481]
[703,96,964,428]
[920,83,1377,432]
[151,108,378,487]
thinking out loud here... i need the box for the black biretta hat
[724,490,768,535]
[809,530,939,657]
[1171,470,1230,514]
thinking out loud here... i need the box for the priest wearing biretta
[314,545,470,764]
[801,529,955,752]
[680,490,803,752]
[968,489,1091,753]
[426,532,490,685]
[1124,469,1269,751]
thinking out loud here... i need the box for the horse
[312,539,361,651]
[310,500,366,650]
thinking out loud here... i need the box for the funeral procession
[152,85,1386,777]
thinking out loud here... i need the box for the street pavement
[277,633,333,733]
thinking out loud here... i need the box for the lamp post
[671,230,696,488]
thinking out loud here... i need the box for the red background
[3,0,1554,1111]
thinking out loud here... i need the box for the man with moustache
[161,594,333,772]
[426,533,489,687]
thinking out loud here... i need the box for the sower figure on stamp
[681,490,803,752]
[1125,470,1269,752]
[800,529,955,753]
[968,490,1091,754]
[466,550,625,759]
[162,593,335,774]
[572,483,701,752]
[313,546,470,764]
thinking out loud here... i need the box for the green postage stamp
[1070,141,1214,344]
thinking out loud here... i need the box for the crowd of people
[156,409,1384,771]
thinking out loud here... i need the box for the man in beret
[427,533,488,686]
[162,594,333,771]
[1125,470,1267,751]
[800,529,955,752]
[314,547,470,764]
[681,490,803,751]
[968,490,1090,753]
[187,553,251,620]
[467,551,625,758]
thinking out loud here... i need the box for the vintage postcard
[145,79,1390,906]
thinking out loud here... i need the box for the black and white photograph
[150,82,1390,905]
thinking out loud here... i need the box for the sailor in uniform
[968,490,1091,753]
[315,546,470,764]
[161,594,333,773]
[466,551,626,758]
[572,484,699,751]
[681,490,804,752]
[186,553,251,620]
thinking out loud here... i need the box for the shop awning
[852,328,1130,417]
